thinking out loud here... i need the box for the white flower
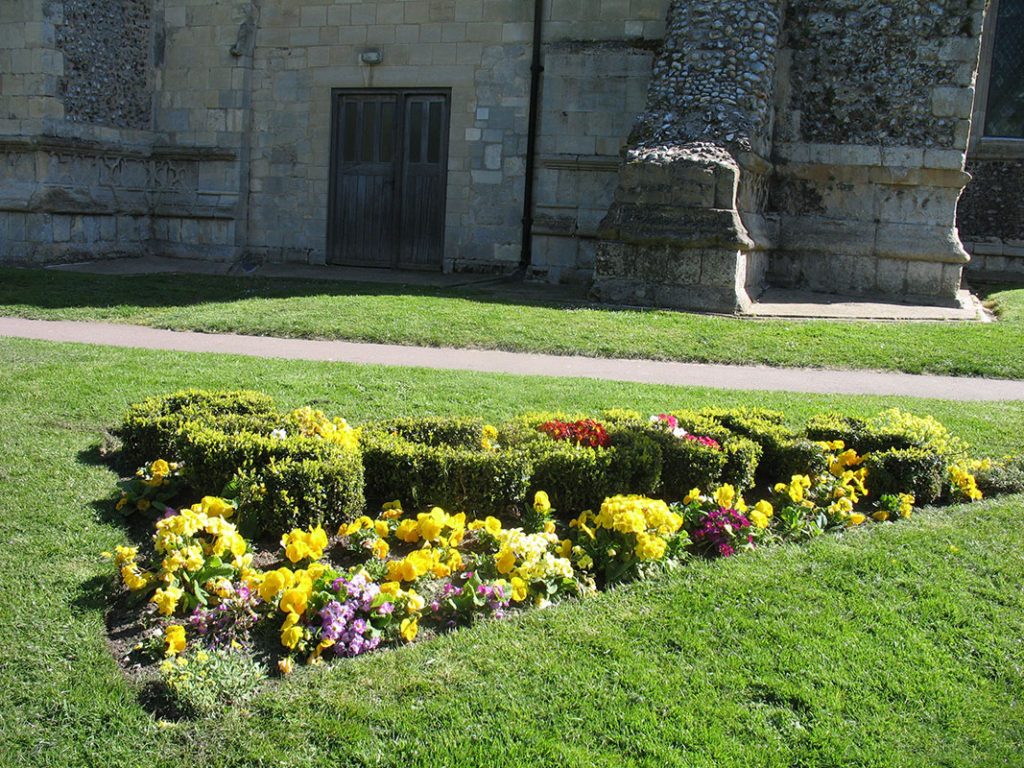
[270,428,287,440]
[672,427,689,439]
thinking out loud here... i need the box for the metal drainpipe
[519,0,544,274]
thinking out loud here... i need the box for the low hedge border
[114,391,980,539]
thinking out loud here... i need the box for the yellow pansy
[533,491,551,514]
[279,587,308,616]
[280,613,303,649]
[395,519,420,543]
[200,496,234,518]
[258,569,286,602]
[399,617,419,642]
[164,625,186,656]
[151,586,184,616]
[510,577,528,602]
[495,548,516,575]
[405,590,426,612]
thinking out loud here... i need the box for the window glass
[408,101,423,163]
[342,101,357,162]
[984,0,1024,138]
[361,101,377,162]
[427,101,443,164]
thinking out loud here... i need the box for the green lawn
[2,266,1022,379]
[1,337,1022,767]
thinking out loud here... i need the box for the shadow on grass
[0,265,617,315]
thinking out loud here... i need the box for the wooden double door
[328,89,450,269]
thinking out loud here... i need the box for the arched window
[983,0,1024,138]
[972,0,1024,149]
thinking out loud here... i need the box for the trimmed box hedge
[117,389,278,467]
[361,418,533,519]
[115,391,977,537]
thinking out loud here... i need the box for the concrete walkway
[3,316,1022,401]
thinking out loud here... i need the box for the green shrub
[862,448,947,504]
[506,415,662,518]
[173,423,363,539]
[974,454,1024,496]
[719,437,762,491]
[362,419,533,519]
[118,390,364,539]
[804,412,872,446]
[370,416,486,449]
[160,647,265,719]
[232,450,365,539]
[698,408,826,484]
[117,389,278,466]
[601,412,760,500]
[806,409,960,454]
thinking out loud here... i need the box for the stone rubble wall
[767,0,986,303]
[56,0,154,130]
[0,0,244,264]
[958,158,1024,279]
[592,0,785,312]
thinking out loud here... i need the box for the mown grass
[1,337,1022,767]
[1,266,1022,379]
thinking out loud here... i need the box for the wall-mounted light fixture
[359,49,383,65]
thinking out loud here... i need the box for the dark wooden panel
[328,89,448,270]
[398,94,448,269]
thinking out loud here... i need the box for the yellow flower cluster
[280,524,329,563]
[111,545,154,591]
[576,494,685,562]
[775,475,813,504]
[872,493,915,521]
[141,459,173,487]
[386,546,464,582]
[255,563,330,649]
[393,507,467,546]
[289,407,361,450]
[119,501,254,619]
[492,527,574,581]
[594,495,683,537]
[481,424,500,452]
[467,515,503,536]
[949,462,984,501]
[154,504,249,577]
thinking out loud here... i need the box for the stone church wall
[767,0,985,303]
[958,158,1024,279]
[241,0,666,273]
[0,0,1013,310]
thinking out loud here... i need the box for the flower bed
[104,392,995,718]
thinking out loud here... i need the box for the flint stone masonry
[779,0,974,147]
[595,0,986,310]
[0,0,1007,311]
[55,0,154,130]
[959,158,1024,277]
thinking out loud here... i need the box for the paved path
[2,316,1022,401]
